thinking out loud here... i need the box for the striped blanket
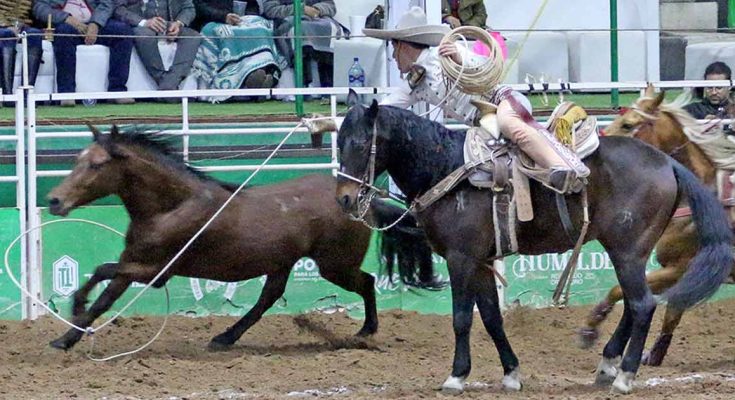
[192,16,288,102]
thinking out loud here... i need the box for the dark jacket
[114,0,196,27]
[33,0,115,27]
[684,99,731,120]
[191,0,259,31]
[441,0,487,28]
[262,0,335,20]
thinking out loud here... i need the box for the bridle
[629,100,691,158]
[338,119,414,231]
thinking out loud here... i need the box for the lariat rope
[440,26,504,95]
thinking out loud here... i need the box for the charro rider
[363,7,589,192]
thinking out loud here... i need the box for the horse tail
[663,161,734,310]
[370,199,445,289]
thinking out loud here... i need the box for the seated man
[684,61,733,120]
[191,0,287,102]
[441,0,487,28]
[1,1,44,101]
[33,0,135,106]
[115,0,202,94]
[263,0,342,90]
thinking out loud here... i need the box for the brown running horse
[579,85,735,366]
[46,125,438,351]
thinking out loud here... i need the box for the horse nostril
[48,198,60,207]
[337,195,352,210]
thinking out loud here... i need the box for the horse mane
[104,127,241,192]
[378,105,458,144]
[652,94,735,169]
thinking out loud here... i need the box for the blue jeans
[53,20,133,93]
[0,26,43,49]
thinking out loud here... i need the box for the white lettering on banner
[189,279,238,301]
[53,256,79,297]
[371,273,400,295]
[512,251,614,279]
[292,258,321,282]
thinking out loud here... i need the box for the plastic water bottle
[348,57,365,102]
[82,98,97,107]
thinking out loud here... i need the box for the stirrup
[547,168,584,194]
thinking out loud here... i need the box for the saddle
[413,100,599,257]
[464,101,599,255]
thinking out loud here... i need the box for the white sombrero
[363,6,450,46]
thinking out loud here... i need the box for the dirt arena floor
[1,298,734,400]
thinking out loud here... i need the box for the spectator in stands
[441,0,487,28]
[33,0,136,106]
[0,0,43,102]
[685,61,733,119]
[263,0,343,90]
[115,0,202,96]
[191,0,286,101]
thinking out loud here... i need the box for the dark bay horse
[47,125,436,351]
[580,86,735,366]
[334,96,733,394]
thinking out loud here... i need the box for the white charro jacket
[380,46,531,124]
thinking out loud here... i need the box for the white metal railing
[0,91,27,319]
[11,23,735,318]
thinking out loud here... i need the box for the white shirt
[381,46,531,124]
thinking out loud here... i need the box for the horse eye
[89,162,103,170]
[621,123,634,131]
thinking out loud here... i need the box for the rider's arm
[380,79,416,108]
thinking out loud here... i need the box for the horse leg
[579,264,684,349]
[50,276,132,350]
[642,304,684,366]
[208,269,290,350]
[70,262,119,317]
[594,298,632,386]
[604,260,656,394]
[474,265,521,391]
[441,252,477,394]
[318,260,378,337]
[578,285,621,349]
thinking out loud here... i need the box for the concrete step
[660,1,718,30]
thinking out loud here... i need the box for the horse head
[48,124,129,216]
[606,84,680,151]
[335,90,388,212]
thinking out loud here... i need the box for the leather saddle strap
[556,192,579,245]
[414,158,490,212]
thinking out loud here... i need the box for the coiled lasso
[439,26,505,95]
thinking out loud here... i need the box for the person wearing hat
[363,6,589,192]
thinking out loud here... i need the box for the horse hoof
[576,327,599,349]
[441,376,466,394]
[611,371,635,394]
[502,368,523,391]
[49,338,72,351]
[594,357,619,387]
[641,351,663,367]
[355,326,377,337]
[207,335,235,352]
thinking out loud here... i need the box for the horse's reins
[345,121,416,232]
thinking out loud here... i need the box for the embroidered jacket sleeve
[381,46,481,124]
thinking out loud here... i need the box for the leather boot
[26,45,43,87]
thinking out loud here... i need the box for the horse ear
[645,83,656,97]
[652,90,665,108]
[110,124,120,138]
[87,123,102,141]
[366,99,379,121]
[346,89,361,107]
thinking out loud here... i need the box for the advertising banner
[0,208,22,319]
